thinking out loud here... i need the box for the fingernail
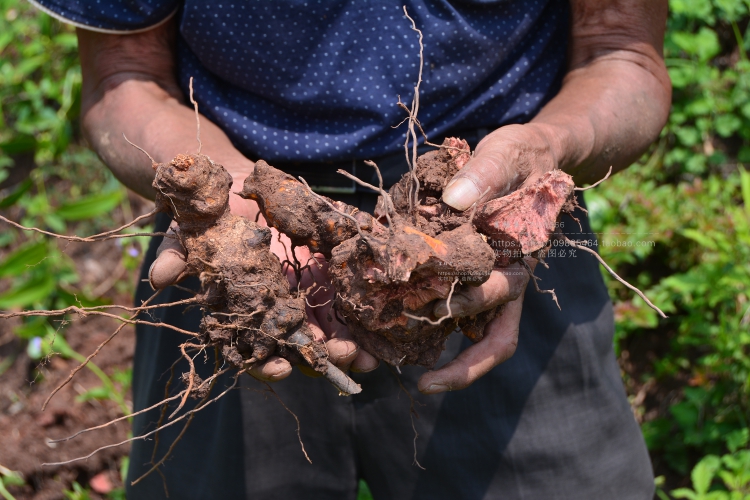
[340,345,359,361]
[147,261,158,290]
[423,383,450,394]
[442,178,480,211]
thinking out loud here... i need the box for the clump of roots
[242,135,666,370]
[242,139,548,367]
[152,152,361,396]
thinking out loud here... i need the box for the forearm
[527,0,671,184]
[77,26,253,201]
[529,53,671,184]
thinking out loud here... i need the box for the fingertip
[249,356,293,382]
[149,248,188,289]
[433,297,467,318]
[350,351,379,373]
[442,177,480,211]
[327,338,359,367]
[433,300,448,318]
[417,373,452,394]
[417,359,472,394]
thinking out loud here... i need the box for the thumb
[148,227,188,289]
[441,124,552,211]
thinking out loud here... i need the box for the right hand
[148,174,378,382]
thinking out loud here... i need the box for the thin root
[574,166,612,191]
[560,234,667,318]
[262,381,312,464]
[42,371,243,468]
[41,290,162,411]
[123,134,157,168]
[387,366,425,470]
[402,278,458,325]
[519,259,560,310]
[189,77,203,154]
[0,214,169,243]
[298,176,369,243]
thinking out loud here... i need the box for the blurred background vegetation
[0,0,749,498]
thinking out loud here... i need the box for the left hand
[418,124,556,394]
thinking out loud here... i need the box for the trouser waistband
[269,128,490,195]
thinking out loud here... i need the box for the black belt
[270,128,490,194]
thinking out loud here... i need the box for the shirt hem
[26,0,178,34]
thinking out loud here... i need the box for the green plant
[0,0,144,409]
[357,479,374,500]
[62,482,90,500]
[669,431,750,499]
[585,0,750,487]
[0,465,24,500]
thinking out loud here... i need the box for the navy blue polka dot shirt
[30,0,569,162]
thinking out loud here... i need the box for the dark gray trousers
[126,196,654,500]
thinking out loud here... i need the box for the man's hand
[420,0,671,394]
[419,260,533,394]
[148,179,379,382]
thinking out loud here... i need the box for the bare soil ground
[0,187,154,499]
[0,317,134,499]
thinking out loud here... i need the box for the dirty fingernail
[442,178,480,211]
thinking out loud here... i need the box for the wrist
[524,121,593,177]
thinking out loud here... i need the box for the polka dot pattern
[34,0,569,162]
[33,0,178,32]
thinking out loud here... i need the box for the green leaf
[675,126,701,147]
[715,114,742,137]
[669,0,714,21]
[683,228,718,250]
[0,135,36,155]
[0,274,55,309]
[46,329,76,359]
[714,0,748,21]
[671,401,700,431]
[43,213,66,233]
[119,456,130,489]
[669,65,698,88]
[13,55,46,81]
[725,428,750,453]
[0,178,33,209]
[56,190,123,221]
[692,455,722,494]
[740,166,750,218]
[671,487,699,500]
[75,385,111,402]
[13,317,49,340]
[672,28,721,62]
[54,288,108,309]
[0,241,48,278]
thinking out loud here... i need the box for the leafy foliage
[585,0,750,495]
[0,0,142,495]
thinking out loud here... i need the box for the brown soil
[0,316,134,500]
[0,188,153,499]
